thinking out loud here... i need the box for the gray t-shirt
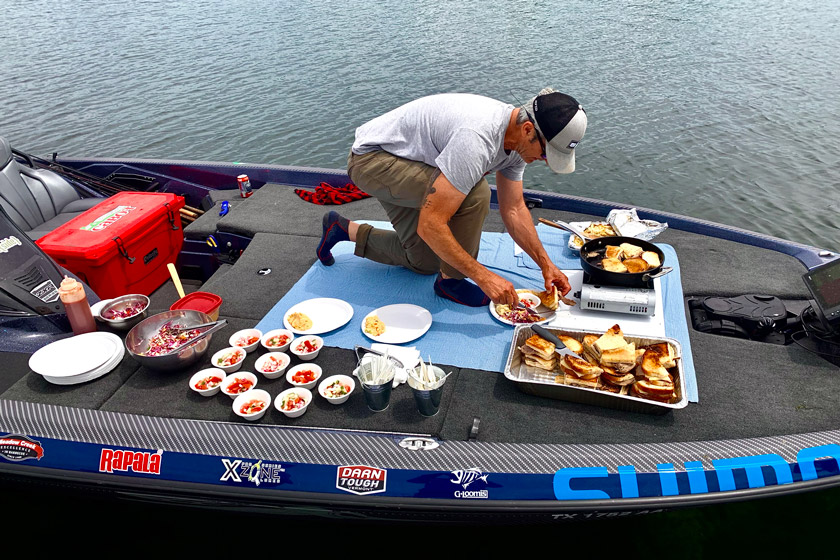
[352,94,526,195]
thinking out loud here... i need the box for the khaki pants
[347,150,489,279]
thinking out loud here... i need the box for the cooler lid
[36,192,185,261]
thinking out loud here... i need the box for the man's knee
[403,240,439,275]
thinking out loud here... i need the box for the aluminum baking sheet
[504,324,687,414]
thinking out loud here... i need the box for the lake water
[1,0,838,250]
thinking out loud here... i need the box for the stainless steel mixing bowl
[99,294,150,331]
[125,309,215,371]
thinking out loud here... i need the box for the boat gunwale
[54,156,836,268]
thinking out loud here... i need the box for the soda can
[237,174,253,198]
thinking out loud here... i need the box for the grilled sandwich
[559,355,602,388]
[641,251,661,268]
[623,257,650,273]
[599,342,637,372]
[600,364,636,387]
[619,242,644,259]
[537,286,559,310]
[646,342,677,368]
[520,334,557,371]
[593,325,628,354]
[602,257,628,273]
[605,245,623,259]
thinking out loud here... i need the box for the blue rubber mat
[255,222,698,401]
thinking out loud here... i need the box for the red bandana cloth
[294,182,371,205]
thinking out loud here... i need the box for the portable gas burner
[577,273,657,316]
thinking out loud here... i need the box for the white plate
[488,291,556,327]
[42,343,125,385]
[361,304,433,344]
[283,298,354,335]
[29,332,123,378]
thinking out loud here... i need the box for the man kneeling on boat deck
[316,87,587,307]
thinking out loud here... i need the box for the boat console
[803,257,840,332]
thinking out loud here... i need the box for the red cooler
[37,192,186,299]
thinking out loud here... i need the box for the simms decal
[553,443,840,500]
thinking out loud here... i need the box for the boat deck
[2,184,837,446]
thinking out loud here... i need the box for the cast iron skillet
[580,235,672,288]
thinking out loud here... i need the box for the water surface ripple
[1,0,837,250]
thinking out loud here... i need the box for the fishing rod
[11,147,142,197]
[10,147,203,224]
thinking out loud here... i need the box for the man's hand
[475,271,518,306]
[542,264,571,296]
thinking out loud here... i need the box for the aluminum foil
[565,208,669,250]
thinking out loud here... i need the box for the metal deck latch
[399,437,439,451]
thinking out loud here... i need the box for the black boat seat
[0,137,102,240]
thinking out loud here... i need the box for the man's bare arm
[496,172,571,295]
[418,172,518,304]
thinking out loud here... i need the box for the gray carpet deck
[1,185,831,445]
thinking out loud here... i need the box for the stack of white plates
[29,332,125,385]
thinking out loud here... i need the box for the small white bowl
[285,363,322,390]
[290,335,323,361]
[220,371,258,399]
[275,387,312,418]
[233,389,271,421]
[211,347,247,374]
[261,329,294,352]
[189,368,227,397]
[518,292,541,310]
[255,352,291,379]
[318,374,355,405]
[229,328,263,354]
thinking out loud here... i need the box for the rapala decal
[450,468,489,499]
[99,448,162,475]
[0,236,22,254]
[80,205,136,232]
[220,458,285,487]
[336,465,387,495]
[0,434,44,462]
